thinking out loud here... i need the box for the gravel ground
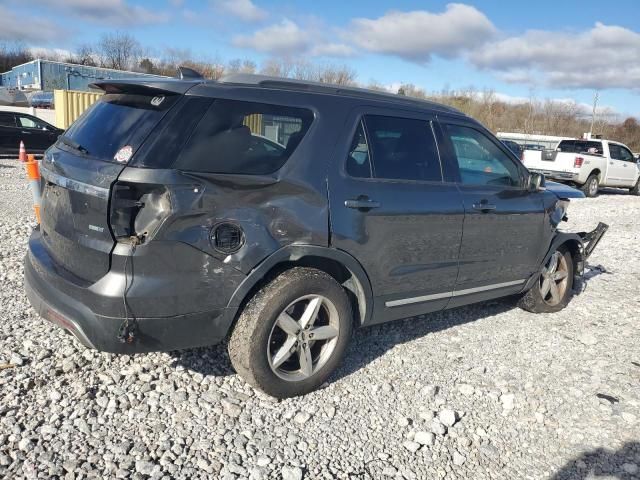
[1,158,639,479]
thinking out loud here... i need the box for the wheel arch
[224,245,374,335]
[523,232,584,292]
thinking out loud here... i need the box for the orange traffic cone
[18,141,27,162]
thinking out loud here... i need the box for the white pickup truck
[522,139,640,197]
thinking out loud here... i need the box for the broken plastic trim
[578,222,609,260]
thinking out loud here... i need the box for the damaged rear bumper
[24,229,242,354]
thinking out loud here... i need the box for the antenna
[176,66,203,80]
[589,91,599,136]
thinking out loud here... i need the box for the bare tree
[75,43,97,66]
[98,32,141,71]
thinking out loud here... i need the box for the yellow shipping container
[54,89,103,129]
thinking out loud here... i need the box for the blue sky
[2,0,640,118]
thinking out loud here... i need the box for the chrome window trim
[385,279,526,307]
[40,165,110,200]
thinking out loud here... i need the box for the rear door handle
[21,130,32,135]
[345,197,381,210]
[472,202,497,212]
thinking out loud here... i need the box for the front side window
[175,99,314,175]
[609,144,635,162]
[364,115,442,182]
[442,124,522,187]
[18,116,46,130]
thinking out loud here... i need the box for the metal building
[0,59,165,92]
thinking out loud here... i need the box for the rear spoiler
[90,78,202,95]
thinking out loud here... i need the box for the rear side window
[62,93,178,162]
[442,124,522,187]
[345,120,372,178]
[362,115,442,182]
[174,99,314,175]
[0,113,15,127]
[557,140,603,155]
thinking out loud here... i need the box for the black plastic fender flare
[222,245,375,333]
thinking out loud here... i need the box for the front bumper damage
[577,222,609,261]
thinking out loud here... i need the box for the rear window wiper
[58,135,90,156]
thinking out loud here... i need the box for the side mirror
[528,172,545,192]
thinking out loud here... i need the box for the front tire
[631,178,640,196]
[581,174,599,197]
[519,247,574,313]
[228,268,353,398]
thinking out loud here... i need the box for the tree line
[1,35,638,151]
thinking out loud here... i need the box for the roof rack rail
[216,74,462,115]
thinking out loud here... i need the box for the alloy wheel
[589,178,598,196]
[539,251,570,306]
[267,295,340,381]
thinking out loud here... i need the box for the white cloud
[28,0,168,26]
[233,19,309,55]
[310,43,356,58]
[471,23,640,90]
[345,3,496,62]
[212,0,267,23]
[0,6,64,43]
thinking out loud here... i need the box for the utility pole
[589,91,599,137]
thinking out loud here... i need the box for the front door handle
[21,130,33,135]
[472,202,497,212]
[345,197,381,210]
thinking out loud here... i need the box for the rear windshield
[557,140,603,155]
[60,93,177,162]
[173,99,314,175]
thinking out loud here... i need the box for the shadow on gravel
[169,343,235,377]
[574,264,612,297]
[598,187,634,196]
[551,442,640,479]
[171,266,611,383]
[332,298,516,382]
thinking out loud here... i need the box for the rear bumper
[24,229,242,353]
[529,168,579,182]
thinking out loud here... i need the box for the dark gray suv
[24,74,607,397]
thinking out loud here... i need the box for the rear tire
[519,247,574,313]
[228,268,353,398]
[580,174,599,197]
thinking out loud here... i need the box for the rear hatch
[39,87,182,283]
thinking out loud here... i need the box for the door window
[363,115,442,182]
[442,124,522,187]
[17,116,47,130]
[345,120,372,178]
[610,144,635,162]
[0,113,15,128]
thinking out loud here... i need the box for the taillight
[110,182,171,242]
[574,156,584,168]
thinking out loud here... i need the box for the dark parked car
[501,139,522,157]
[0,110,62,156]
[24,74,607,398]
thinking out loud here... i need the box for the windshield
[60,93,178,162]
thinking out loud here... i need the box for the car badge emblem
[114,145,133,163]
[150,96,165,106]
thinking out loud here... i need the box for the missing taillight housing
[110,182,170,241]
[574,156,584,168]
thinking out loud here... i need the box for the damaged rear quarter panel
[116,167,330,275]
